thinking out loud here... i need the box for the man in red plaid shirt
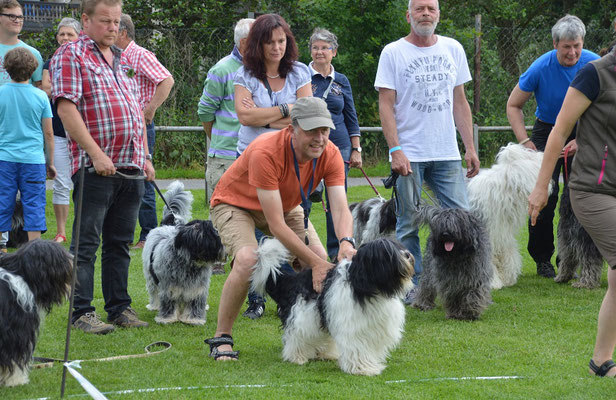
[116,13,174,249]
[51,0,154,334]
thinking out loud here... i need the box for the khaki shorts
[570,189,616,268]
[206,156,235,199]
[211,203,321,258]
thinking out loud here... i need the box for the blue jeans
[324,147,351,260]
[137,122,157,241]
[71,170,144,321]
[396,160,469,282]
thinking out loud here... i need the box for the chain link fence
[24,20,616,168]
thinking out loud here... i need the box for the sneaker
[212,262,226,275]
[131,241,146,250]
[0,243,7,253]
[242,300,265,320]
[108,307,149,328]
[537,261,556,278]
[73,312,115,335]
[403,287,417,306]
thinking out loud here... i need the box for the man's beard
[411,19,438,37]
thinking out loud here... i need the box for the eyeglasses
[311,46,333,52]
[0,13,25,22]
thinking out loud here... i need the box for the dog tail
[161,180,194,226]
[250,238,290,297]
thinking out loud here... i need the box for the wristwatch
[352,147,362,153]
[145,154,153,161]
[339,237,356,249]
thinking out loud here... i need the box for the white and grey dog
[251,237,414,375]
[349,197,396,247]
[143,181,224,325]
[467,143,547,289]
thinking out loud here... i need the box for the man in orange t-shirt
[207,97,356,361]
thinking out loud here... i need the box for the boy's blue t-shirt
[0,41,44,85]
[519,49,599,124]
[0,83,53,164]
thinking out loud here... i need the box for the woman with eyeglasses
[41,17,80,243]
[234,13,312,154]
[309,27,361,261]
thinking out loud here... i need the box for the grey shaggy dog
[555,187,604,289]
[142,181,224,325]
[412,205,493,320]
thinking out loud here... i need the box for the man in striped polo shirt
[198,18,254,202]
[117,13,174,249]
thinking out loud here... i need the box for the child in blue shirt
[0,47,55,242]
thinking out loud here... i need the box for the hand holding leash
[91,153,116,176]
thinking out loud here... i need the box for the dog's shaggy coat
[349,197,396,246]
[467,143,546,289]
[251,237,414,375]
[143,181,224,325]
[555,187,604,288]
[412,205,493,320]
[0,240,73,386]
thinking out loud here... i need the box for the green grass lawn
[2,186,614,399]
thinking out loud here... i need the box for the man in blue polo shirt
[506,14,599,278]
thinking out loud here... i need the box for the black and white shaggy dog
[555,187,604,289]
[0,240,73,387]
[412,205,493,320]
[349,197,396,246]
[6,198,28,248]
[142,181,224,325]
[251,237,414,376]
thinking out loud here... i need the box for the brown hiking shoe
[73,312,115,335]
[108,307,149,328]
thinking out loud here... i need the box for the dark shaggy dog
[555,187,604,289]
[0,240,73,386]
[143,181,224,325]
[251,237,414,375]
[412,206,493,320]
[6,199,28,248]
[349,197,396,246]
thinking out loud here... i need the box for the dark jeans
[527,119,575,264]
[70,170,144,321]
[138,122,157,241]
[324,147,351,261]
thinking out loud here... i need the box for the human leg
[206,156,235,273]
[528,120,559,275]
[395,164,425,281]
[70,172,114,322]
[0,161,18,239]
[52,136,72,241]
[208,205,260,360]
[18,163,47,237]
[101,176,144,322]
[570,189,616,376]
[422,160,469,210]
[136,123,157,244]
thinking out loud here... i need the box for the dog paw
[180,317,206,326]
[572,281,599,290]
[146,303,159,311]
[554,275,572,284]
[155,315,179,324]
[412,302,435,311]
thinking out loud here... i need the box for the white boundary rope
[30,375,524,399]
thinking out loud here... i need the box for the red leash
[345,161,383,199]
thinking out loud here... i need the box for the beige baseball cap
[291,97,335,131]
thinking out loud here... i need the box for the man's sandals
[589,359,616,377]
[205,334,239,361]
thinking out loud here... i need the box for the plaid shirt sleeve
[135,48,171,86]
[51,44,82,105]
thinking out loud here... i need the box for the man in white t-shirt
[374,0,479,304]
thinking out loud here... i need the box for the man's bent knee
[232,247,258,280]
